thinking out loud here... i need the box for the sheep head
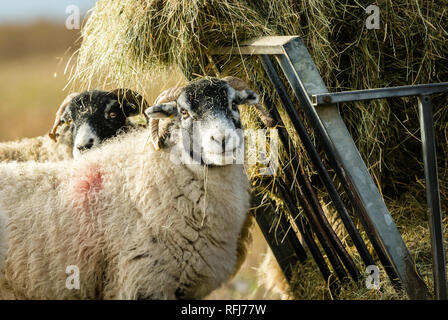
[145,77,259,166]
[49,89,149,159]
[148,76,274,152]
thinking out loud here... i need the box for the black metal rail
[418,95,447,300]
[260,92,338,291]
[312,83,448,105]
[260,55,374,277]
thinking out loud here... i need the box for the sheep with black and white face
[0,89,146,162]
[147,77,258,166]
[59,90,145,159]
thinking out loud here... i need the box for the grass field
[0,22,79,141]
[0,22,279,300]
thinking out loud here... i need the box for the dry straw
[70,0,448,299]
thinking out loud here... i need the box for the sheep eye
[109,112,117,119]
[231,102,238,110]
[181,109,190,119]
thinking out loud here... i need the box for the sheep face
[145,78,258,166]
[60,90,140,159]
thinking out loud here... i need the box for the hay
[71,0,448,194]
[71,0,448,299]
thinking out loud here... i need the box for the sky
[0,0,97,24]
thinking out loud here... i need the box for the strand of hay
[71,0,448,299]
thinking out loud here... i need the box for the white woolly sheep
[0,89,146,162]
[0,77,259,299]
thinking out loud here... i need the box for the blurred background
[0,0,278,299]
[0,0,95,140]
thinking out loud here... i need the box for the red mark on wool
[72,165,105,264]
[76,166,103,195]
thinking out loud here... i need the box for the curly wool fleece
[0,128,250,299]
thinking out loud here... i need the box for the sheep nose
[77,139,94,151]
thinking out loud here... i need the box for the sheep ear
[235,89,259,105]
[145,102,178,119]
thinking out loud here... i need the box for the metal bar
[312,83,448,105]
[259,79,345,286]
[278,37,428,299]
[285,199,341,297]
[254,54,398,291]
[260,54,369,281]
[260,90,336,287]
[294,215,340,296]
[279,212,308,263]
[277,177,350,283]
[418,95,447,300]
[276,195,337,290]
[254,201,302,283]
[209,36,297,55]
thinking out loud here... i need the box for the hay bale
[72,0,447,195]
[71,0,448,299]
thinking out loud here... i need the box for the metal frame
[312,86,447,300]
[210,35,443,299]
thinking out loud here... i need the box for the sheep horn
[153,87,184,105]
[222,76,276,128]
[48,92,79,142]
[150,87,184,150]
